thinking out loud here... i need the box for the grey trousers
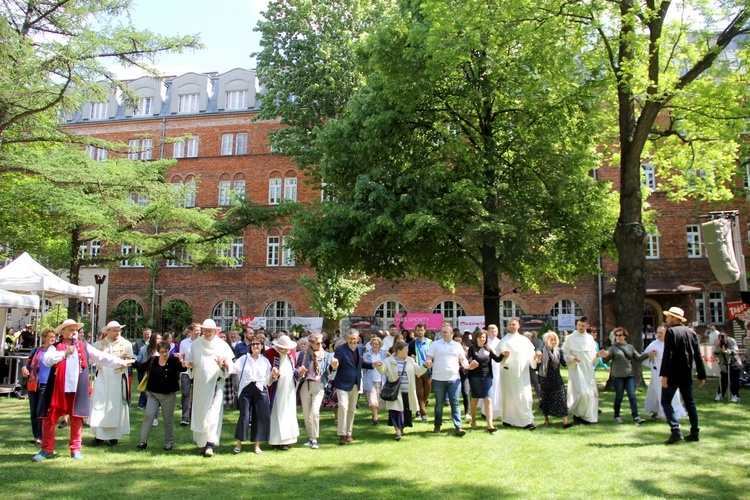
[140,391,176,446]
[180,372,192,422]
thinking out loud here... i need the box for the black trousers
[234,383,271,442]
[717,366,741,397]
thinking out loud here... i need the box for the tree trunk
[323,318,340,337]
[480,245,501,328]
[67,226,82,320]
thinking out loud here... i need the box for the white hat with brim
[272,334,297,350]
[56,319,84,334]
[100,320,126,334]
[200,319,221,331]
[663,306,687,322]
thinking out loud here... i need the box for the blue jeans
[432,379,462,429]
[662,381,699,436]
[613,376,639,419]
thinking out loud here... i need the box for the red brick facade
[62,70,748,336]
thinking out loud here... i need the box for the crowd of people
[17,305,724,461]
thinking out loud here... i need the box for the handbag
[137,357,156,392]
[380,361,407,401]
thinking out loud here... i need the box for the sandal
[233,447,241,454]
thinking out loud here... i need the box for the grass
[0,369,748,499]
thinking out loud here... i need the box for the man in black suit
[331,329,380,445]
[660,306,706,444]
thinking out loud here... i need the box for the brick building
[61,68,748,337]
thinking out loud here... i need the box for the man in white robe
[186,319,235,456]
[562,319,599,424]
[497,319,538,429]
[480,324,502,420]
[90,321,134,445]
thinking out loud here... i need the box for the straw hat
[663,306,686,322]
[200,318,221,331]
[55,319,84,334]
[272,334,297,350]
[100,320,126,334]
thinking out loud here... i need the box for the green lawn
[0,370,747,499]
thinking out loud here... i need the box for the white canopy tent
[0,253,95,355]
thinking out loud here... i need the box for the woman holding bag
[376,342,425,441]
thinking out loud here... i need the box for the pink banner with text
[394,313,444,331]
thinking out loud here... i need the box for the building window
[172,180,196,208]
[89,102,107,120]
[646,233,659,259]
[269,178,282,205]
[374,301,408,330]
[267,236,280,266]
[263,300,296,333]
[173,141,184,158]
[166,249,191,267]
[284,178,297,201]
[212,300,242,331]
[226,90,248,110]
[128,139,139,160]
[218,181,232,206]
[695,292,706,325]
[136,97,152,116]
[233,180,246,203]
[221,134,233,155]
[432,301,467,328]
[86,146,107,162]
[709,291,725,325]
[140,139,153,160]
[218,237,244,266]
[178,93,199,113]
[282,236,295,267]
[235,133,248,154]
[78,240,101,266]
[687,225,702,258]
[500,300,526,332]
[549,299,585,330]
[641,163,656,190]
[120,244,144,268]
[186,137,199,157]
[128,193,149,207]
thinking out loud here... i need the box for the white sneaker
[730,395,740,403]
[152,419,159,427]
[715,394,723,402]
[614,417,624,424]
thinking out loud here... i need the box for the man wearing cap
[90,321,134,446]
[661,306,706,444]
[185,319,235,457]
[33,319,134,462]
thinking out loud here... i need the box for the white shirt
[234,353,272,394]
[427,339,466,381]
[180,336,195,357]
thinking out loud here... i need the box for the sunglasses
[615,334,626,338]
[250,343,262,347]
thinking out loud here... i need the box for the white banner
[557,313,576,332]
[291,316,324,333]
[458,316,485,332]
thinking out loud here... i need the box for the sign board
[394,313,444,331]
[557,313,576,332]
[291,316,323,333]
[726,301,750,352]
[345,316,381,332]
[458,316,485,332]
[237,316,267,329]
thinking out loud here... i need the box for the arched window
[212,300,242,331]
[432,300,467,328]
[549,299,585,330]
[500,300,526,333]
[263,300,296,333]
[109,299,145,338]
[374,300,407,330]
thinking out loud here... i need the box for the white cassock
[268,352,299,446]
[644,339,686,419]
[187,336,235,447]
[479,335,502,419]
[497,333,537,427]
[89,337,133,440]
[562,332,599,423]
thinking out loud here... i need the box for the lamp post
[94,274,106,333]
[155,289,165,334]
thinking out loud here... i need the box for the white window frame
[221,134,233,155]
[212,300,242,331]
[226,90,248,110]
[642,163,656,190]
[178,93,199,113]
[136,97,153,116]
[140,139,153,160]
[89,102,107,120]
[120,245,144,268]
[284,177,297,201]
[218,181,232,206]
[282,236,295,267]
[695,292,706,326]
[173,141,185,158]
[500,300,526,333]
[267,236,280,266]
[233,180,246,204]
[231,237,244,264]
[645,233,660,259]
[431,301,467,328]
[709,291,725,325]
[687,225,703,258]
[374,300,407,329]
[166,249,191,268]
[86,146,107,162]
[186,137,199,157]
[269,178,282,205]
[549,299,585,331]
[128,139,139,160]
[235,133,248,155]
[263,300,296,333]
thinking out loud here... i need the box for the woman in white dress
[265,335,303,450]
[644,326,687,420]
[363,336,387,424]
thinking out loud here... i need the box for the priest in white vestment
[90,321,133,444]
[186,319,235,456]
[480,324,503,420]
[497,319,538,429]
[562,319,599,424]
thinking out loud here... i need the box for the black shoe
[563,423,574,429]
[455,428,466,437]
[136,442,147,450]
[180,420,189,426]
[107,439,118,447]
[502,422,513,428]
[91,438,105,446]
[524,423,537,431]
[280,445,290,451]
[684,434,699,442]
[665,434,684,445]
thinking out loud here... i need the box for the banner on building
[237,316,267,329]
[458,316,485,332]
[291,316,323,333]
[345,316,381,332]
[557,313,576,332]
[394,313,444,331]
[726,301,750,351]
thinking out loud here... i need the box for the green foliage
[38,302,69,332]
[161,299,193,335]
[298,270,375,322]
[109,299,145,338]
